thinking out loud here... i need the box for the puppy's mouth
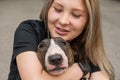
[48,66,66,72]
[47,66,67,75]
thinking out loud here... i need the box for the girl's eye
[72,14,81,18]
[54,7,62,12]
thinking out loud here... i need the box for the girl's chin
[51,35,67,40]
[51,35,64,39]
[50,32,73,41]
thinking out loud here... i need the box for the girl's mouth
[55,27,70,35]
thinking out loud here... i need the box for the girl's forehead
[52,0,87,11]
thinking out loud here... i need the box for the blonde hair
[40,0,115,80]
[84,0,114,80]
[40,0,53,28]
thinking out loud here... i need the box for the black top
[8,20,100,80]
[8,20,47,80]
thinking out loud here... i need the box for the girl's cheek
[71,17,87,29]
[48,9,60,22]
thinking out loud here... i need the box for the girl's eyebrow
[53,1,87,14]
[72,8,87,14]
[53,2,63,7]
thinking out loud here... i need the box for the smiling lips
[56,27,70,35]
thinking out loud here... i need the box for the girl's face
[48,0,88,41]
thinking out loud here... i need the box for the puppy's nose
[48,54,63,65]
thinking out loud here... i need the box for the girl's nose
[58,13,70,26]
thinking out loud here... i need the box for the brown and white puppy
[37,37,74,75]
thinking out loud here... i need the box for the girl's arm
[17,51,83,80]
[90,71,109,80]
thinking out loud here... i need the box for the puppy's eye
[61,41,67,45]
[38,43,44,48]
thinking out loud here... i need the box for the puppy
[37,37,74,75]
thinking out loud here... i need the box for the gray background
[0,0,120,80]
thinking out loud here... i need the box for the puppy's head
[37,37,74,75]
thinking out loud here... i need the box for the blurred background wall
[0,0,120,80]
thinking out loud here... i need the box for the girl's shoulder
[17,19,45,31]
[15,20,47,42]
[16,19,47,41]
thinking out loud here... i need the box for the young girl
[8,0,114,80]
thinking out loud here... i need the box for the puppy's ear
[37,44,45,69]
[37,39,50,69]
